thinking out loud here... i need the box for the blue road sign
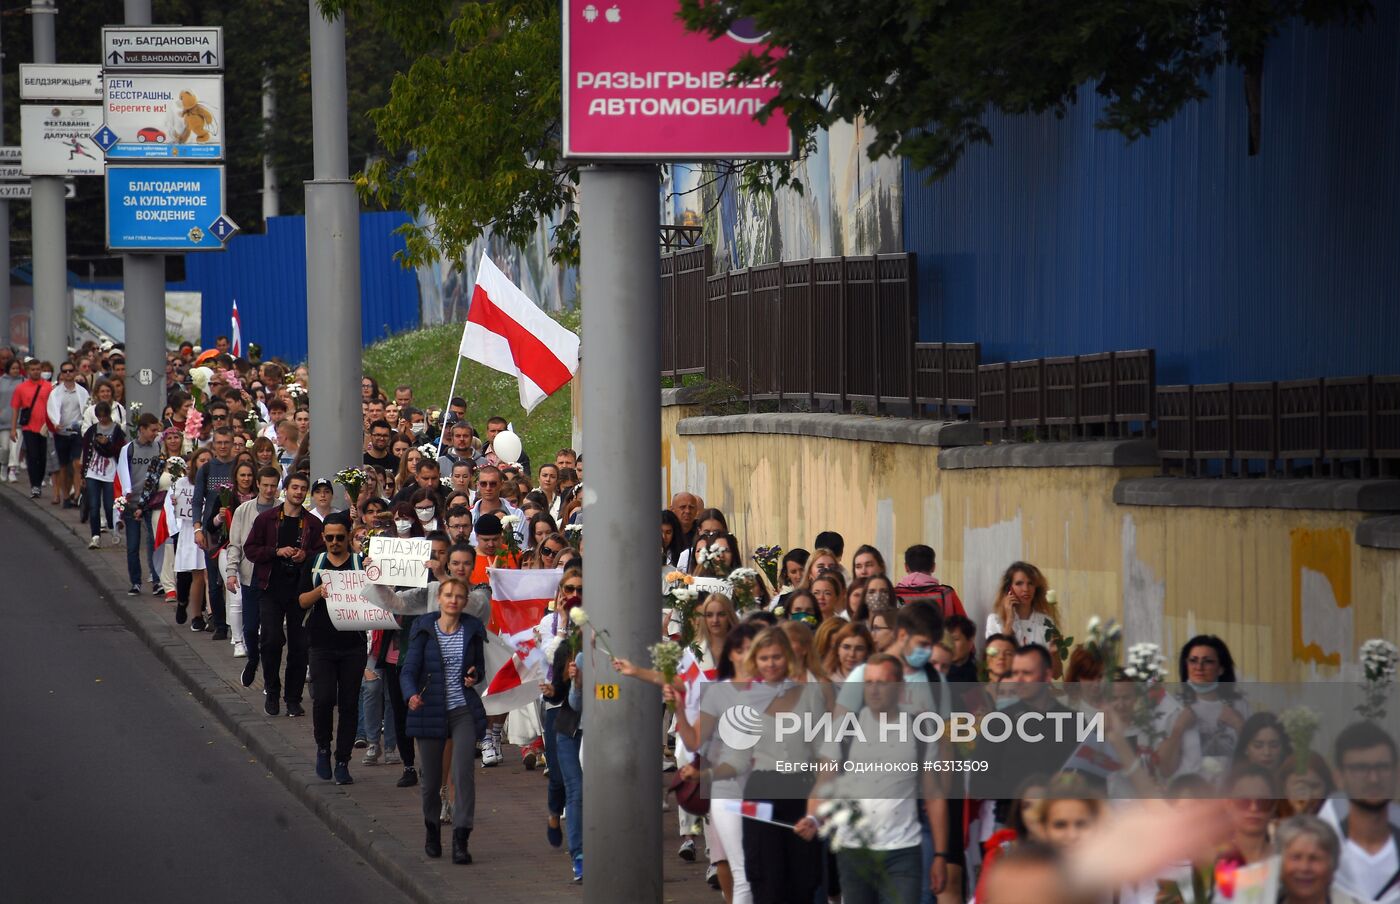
[105,164,230,252]
[91,125,118,152]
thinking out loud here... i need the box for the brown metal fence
[1156,376,1400,476]
[659,249,1398,477]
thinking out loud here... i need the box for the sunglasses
[478,480,499,488]
[562,583,582,594]
[324,534,347,543]
[541,546,561,557]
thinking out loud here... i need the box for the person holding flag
[230,300,243,359]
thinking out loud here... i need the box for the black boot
[451,827,472,865]
[424,821,441,858]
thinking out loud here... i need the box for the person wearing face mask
[409,489,442,533]
[389,501,421,538]
[1157,634,1249,780]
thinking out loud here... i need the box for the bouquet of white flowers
[1358,638,1399,721]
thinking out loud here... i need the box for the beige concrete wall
[662,406,1400,682]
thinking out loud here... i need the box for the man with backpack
[895,544,967,619]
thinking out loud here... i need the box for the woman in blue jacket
[401,576,487,864]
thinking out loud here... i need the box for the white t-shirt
[985,610,1055,647]
[1336,833,1400,903]
[818,707,922,852]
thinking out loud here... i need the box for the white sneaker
[88,535,100,549]
[233,641,247,658]
[362,744,380,765]
[481,735,503,767]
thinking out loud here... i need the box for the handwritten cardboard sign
[323,569,399,631]
[365,536,432,588]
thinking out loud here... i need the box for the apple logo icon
[604,4,621,23]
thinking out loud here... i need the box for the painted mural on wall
[665,115,904,272]
[414,210,580,325]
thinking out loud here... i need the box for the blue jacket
[399,612,488,740]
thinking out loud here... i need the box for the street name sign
[105,164,237,251]
[20,64,103,101]
[0,181,76,200]
[102,26,223,71]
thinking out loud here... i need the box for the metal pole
[29,0,67,366]
[262,70,279,222]
[305,0,361,477]
[579,164,662,904]
[121,0,165,419]
[0,9,11,351]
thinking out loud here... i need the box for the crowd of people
[4,336,1398,904]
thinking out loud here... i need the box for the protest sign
[365,535,432,588]
[323,569,399,631]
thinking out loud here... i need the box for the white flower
[564,524,583,536]
[829,809,852,828]
[189,366,213,392]
[569,607,589,628]
[1045,589,1058,605]
[729,568,760,583]
[544,635,563,662]
[499,514,521,528]
[1123,666,1139,679]
[1086,615,1102,633]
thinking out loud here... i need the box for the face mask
[394,519,413,534]
[790,611,817,627]
[562,594,582,612]
[1188,680,1219,695]
[416,508,435,523]
[41,371,52,381]
[410,422,426,437]
[903,645,933,669]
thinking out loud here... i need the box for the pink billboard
[562,1,794,160]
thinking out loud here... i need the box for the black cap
[474,513,503,537]
[311,477,333,492]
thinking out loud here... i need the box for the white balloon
[493,429,523,464]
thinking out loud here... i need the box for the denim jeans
[542,705,566,817]
[837,845,923,904]
[85,480,114,535]
[123,507,157,586]
[555,728,583,860]
[241,585,262,670]
[360,666,397,750]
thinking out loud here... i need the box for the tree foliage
[322,0,579,267]
[678,0,1375,179]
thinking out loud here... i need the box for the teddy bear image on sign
[175,90,217,144]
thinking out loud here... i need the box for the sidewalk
[0,482,715,904]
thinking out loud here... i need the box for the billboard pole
[121,0,166,420]
[304,0,361,477]
[579,163,663,904]
[29,0,68,366]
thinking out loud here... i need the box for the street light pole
[121,0,166,419]
[579,164,663,904]
[29,0,67,366]
[304,0,361,476]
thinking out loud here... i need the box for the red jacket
[11,378,51,434]
[242,504,325,591]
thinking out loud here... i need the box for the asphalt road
[0,524,407,904]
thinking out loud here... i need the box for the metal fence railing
[1156,376,1400,476]
[660,248,1399,478]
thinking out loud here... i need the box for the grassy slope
[362,321,575,468]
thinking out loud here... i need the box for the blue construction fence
[178,210,420,364]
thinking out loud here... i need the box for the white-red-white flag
[481,627,548,716]
[459,254,579,413]
[486,567,560,637]
[679,647,717,698]
[230,299,242,358]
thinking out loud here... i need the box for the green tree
[678,0,1375,178]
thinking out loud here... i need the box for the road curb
[0,484,454,904]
